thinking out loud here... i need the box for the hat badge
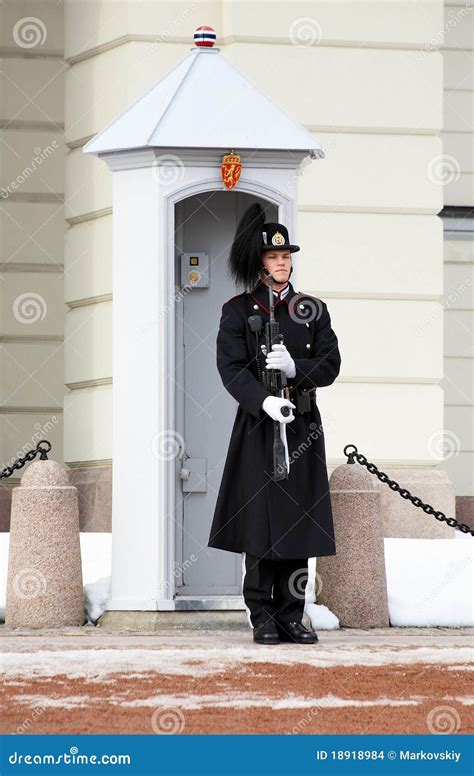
[272,230,285,246]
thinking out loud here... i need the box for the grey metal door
[174,191,277,604]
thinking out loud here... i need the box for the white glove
[265,343,296,379]
[261,396,296,423]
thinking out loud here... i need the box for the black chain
[0,440,52,480]
[344,443,473,536]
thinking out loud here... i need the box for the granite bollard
[5,459,85,627]
[317,462,390,627]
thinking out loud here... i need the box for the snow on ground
[1,645,472,679]
[384,537,473,627]
[305,603,339,630]
[9,692,425,710]
[84,577,111,625]
[305,557,340,629]
[1,532,472,627]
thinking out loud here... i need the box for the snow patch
[384,538,473,627]
[116,693,422,710]
[84,577,111,625]
[305,602,339,630]
[1,645,471,680]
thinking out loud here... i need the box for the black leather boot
[276,621,319,644]
[253,620,280,644]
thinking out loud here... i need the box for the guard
[207,203,341,644]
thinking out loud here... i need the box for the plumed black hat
[228,203,300,290]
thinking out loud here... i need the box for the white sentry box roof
[83,45,324,158]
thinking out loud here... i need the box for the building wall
[3,1,464,530]
[442,1,473,206]
[0,0,64,530]
[64,1,446,478]
[441,1,473,514]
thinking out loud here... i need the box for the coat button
[305,322,309,327]
[253,304,258,310]
[306,343,311,349]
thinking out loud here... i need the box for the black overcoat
[207,278,341,560]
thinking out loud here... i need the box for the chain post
[0,440,52,480]
[343,444,473,536]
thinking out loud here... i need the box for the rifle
[248,271,291,481]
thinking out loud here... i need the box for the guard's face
[261,250,292,283]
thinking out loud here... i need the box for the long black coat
[207,278,341,560]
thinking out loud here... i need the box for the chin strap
[259,266,293,284]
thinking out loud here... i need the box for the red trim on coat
[224,291,247,304]
[250,294,290,313]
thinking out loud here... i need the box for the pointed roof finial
[193,25,216,48]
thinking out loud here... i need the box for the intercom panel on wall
[180,253,209,288]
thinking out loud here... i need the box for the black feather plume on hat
[228,203,266,290]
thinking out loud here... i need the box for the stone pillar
[318,462,389,627]
[6,460,85,627]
